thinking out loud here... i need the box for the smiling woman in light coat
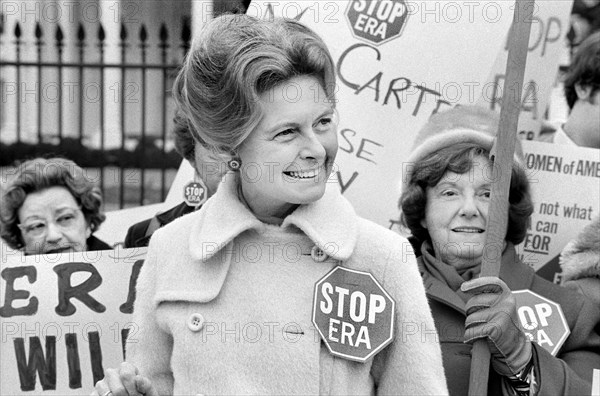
[93,14,447,396]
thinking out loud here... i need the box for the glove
[461,276,532,377]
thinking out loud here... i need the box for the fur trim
[560,216,600,281]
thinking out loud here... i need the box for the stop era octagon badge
[345,0,410,46]
[312,266,396,362]
[183,180,208,207]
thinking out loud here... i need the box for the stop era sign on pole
[345,0,409,45]
[312,266,395,363]
[512,290,570,356]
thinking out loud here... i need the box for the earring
[227,158,241,171]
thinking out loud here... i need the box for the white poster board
[0,249,145,394]
[247,0,514,227]
[477,0,573,139]
[516,140,600,281]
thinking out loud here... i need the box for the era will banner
[0,248,146,394]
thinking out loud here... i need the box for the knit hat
[402,105,524,190]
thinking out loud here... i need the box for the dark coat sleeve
[124,219,152,248]
[123,202,195,248]
[531,276,600,395]
[86,235,112,251]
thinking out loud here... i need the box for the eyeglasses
[18,207,82,238]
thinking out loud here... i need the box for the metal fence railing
[0,16,192,210]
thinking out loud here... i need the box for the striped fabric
[506,358,536,396]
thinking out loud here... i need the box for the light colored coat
[127,174,448,395]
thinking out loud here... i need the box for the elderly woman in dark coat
[400,106,600,395]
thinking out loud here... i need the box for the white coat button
[187,313,204,332]
[311,245,328,262]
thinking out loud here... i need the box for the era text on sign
[346,0,409,45]
[183,180,207,207]
[513,290,570,356]
[312,266,395,362]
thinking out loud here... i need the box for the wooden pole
[467,1,534,395]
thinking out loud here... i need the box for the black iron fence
[0,16,191,209]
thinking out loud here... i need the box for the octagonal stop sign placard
[183,179,208,207]
[512,290,570,356]
[346,0,409,46]
[312,266,395,362]
[183,180,207,207]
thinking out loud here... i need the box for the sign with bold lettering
[0,248,145,394]
[478,0,573,139]
[162,2,592,286]
[516,140,600,282]
[312,266,395,362]
[247,0,514,227]
[183,180,207,207]
[346,0,409,45]
[512,290,570,356]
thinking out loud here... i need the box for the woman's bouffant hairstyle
[400,143,533,246]
[172,14,336,155]
[172,110,196,164]
[0,157,106,250]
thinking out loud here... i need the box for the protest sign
[0,249,145,394]
[312,266,395,362]
[247,0,514,227]
[513,290,570,356]
[346,0,409,45]
[517,140,600,282]
[183,180,208,207]
[478,0,573,139]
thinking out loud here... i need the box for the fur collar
[560,216,600,282]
